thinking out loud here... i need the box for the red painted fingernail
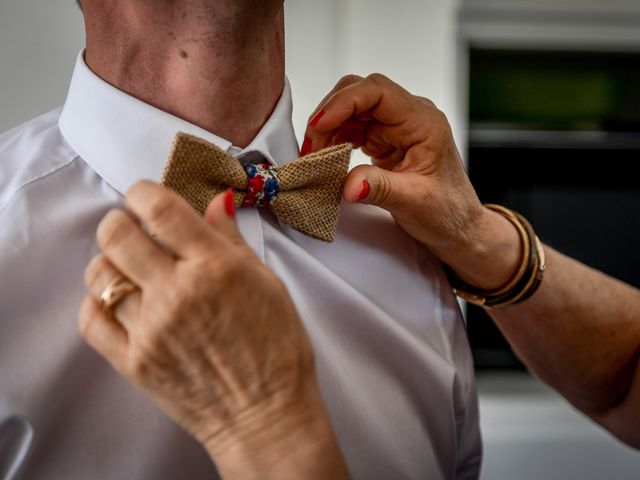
[354,179,370,202]
[224,188,236,218]
[300,137,312,156]
[308,109,325,127]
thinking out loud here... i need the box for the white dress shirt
[0,52,481,480]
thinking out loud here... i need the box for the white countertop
[477,371,640,480]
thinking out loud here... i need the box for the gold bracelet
[446,204,546,308]
[481,204,530,298]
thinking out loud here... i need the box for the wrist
[442,205,522,291]
[205,383,349,479]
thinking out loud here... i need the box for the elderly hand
[78,181,349,479]
[303,74,521,291]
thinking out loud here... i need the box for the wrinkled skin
[79,182,348,478]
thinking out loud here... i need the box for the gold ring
[99,275,137,313]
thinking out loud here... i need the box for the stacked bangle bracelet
[446,204,546,309]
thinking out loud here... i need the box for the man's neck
[82,1,285,148]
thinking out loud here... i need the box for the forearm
[448,208,640,446]
[491,248,640,444]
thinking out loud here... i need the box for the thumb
[343,164,412,214]
[203,188,244,245]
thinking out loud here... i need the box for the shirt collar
[59,51,299,196]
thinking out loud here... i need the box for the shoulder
[0,108,78,213]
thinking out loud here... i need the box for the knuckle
[146,325,168,350]
[127,351,150,382]
[371,173,393,206]
[165,287,191,316]
[163,273,203,318]
[216,256,239,278]
[336,73,363,88]
[433,111,453,140]
[144,190,177,227]
[366,72,389,84]
[195,254,247,294]
[207,255,244,291]
[228,230,248,249]
[418,96,436,108]
[434,107,449,124]
[126,179,151,197]
[97,209,132,251]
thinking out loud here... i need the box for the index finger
[305,80,384,151]
[125,180,219,258]
[305,74,364,127]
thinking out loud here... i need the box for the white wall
[0,0,463,163]
[0,1,84,132]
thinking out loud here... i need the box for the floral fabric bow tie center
[242,161,280,207]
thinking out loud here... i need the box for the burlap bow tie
[161,132,353,242]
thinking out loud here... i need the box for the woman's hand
[303,74,521,291]
[78,181,349,479]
